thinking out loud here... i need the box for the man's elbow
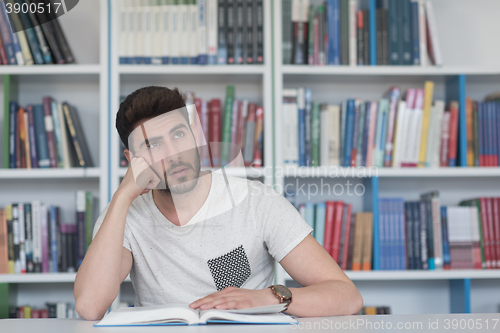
[349,289,364,315]
[75,297,107,321]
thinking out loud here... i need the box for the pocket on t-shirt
[207,245,252,291]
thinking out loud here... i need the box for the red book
[209,99,221,167]
[479,198,492,269]
[331,202,345,262]
[448,101,459,167]
[252,106,264,167]
[18,108,27,168]
[40,309,49,318]
[0,30,7,64]
[486,198,497,268]
[42,96,58,168]
[323,201,336,256]
[494,198,500,269]
[341,204,353,270]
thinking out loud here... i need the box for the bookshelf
[0,0,109,311]
[108,0,274,309]
[273,0,500,314]
[3,0,500,318]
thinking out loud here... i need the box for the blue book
[315,203,326,247]
[326,0,340,65]
[369,0,377,65]
[397,198,406,270]
[344,99,355,167]
[32,104,51,168]
[49,206,59,273]
[404,202,414,269]
[362,102,371,166]
[304,88,312,166]
[479,103,484,165]
[440,206,451,269]
[9,102,17,168]
[305,203,315,237]
[497,102,500,166]
[491,102,498,165]
[410,1,420,65]
[298,88,306,167]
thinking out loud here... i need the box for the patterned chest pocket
[207,245,252,291]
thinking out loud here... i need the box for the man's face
[129,109,201,194]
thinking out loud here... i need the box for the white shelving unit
[273,0,500,314]
[0,0,108,310]
[108,0,274,307]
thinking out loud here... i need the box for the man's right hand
[116,157,161,204]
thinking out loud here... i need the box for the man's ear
[124,149,133,164]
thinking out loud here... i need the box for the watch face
[275,285,292,299]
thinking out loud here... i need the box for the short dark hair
[116,86,188,149]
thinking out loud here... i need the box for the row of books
[384,195,500,271]
[282,83,462,168]
[283,0,441,66]
[120,88,264,168]
[361,306,391,315]
[0,191,97,274]
[466,97,500,167]
[118,0,264,65]
[0,1,75,65]
[4,98,93,169]
[296,200,374,271]
[7,303,79,319]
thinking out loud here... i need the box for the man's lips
[169,166,189,176]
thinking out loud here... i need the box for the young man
[74,86,363,320]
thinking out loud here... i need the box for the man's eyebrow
[169,123,188,135]
[138,135,164,148]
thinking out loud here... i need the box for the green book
[310,102,320,167]
[85,192,94,250]
[220,85,235,166]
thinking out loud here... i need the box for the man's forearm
[283,280,363,317]
[74,193,132,320]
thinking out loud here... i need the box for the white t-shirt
[93,171,312,307]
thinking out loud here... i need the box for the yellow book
[24,306,32,318]
[361,213,373,271]
[418,81,434,167]
[466,98,474,166]
[351,213,365,271]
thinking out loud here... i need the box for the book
[94,303,296,326]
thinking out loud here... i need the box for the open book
[94,303,298,326]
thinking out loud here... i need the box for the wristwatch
[268,284,292,310]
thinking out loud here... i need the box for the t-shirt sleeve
[92,202,132,252]
[254,184,313,263]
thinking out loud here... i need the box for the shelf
[345,269,500,281]
[117,167,267,179]
[282,65,500,76]
[0,65,101,75]
[0,168,102,179]
[0,273,132,283]
[119,65,266,75]
[279,166,500,178]
[3,270,500,283]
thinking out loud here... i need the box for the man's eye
[173,131,184,139]
[148,142,160,149]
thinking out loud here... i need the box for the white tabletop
[1,313,500,333]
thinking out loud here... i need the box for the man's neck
[152,170,212,226]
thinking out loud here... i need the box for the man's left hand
[189,286,279,310]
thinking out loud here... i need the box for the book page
[95,303,201,326]
[199,304,296,324]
